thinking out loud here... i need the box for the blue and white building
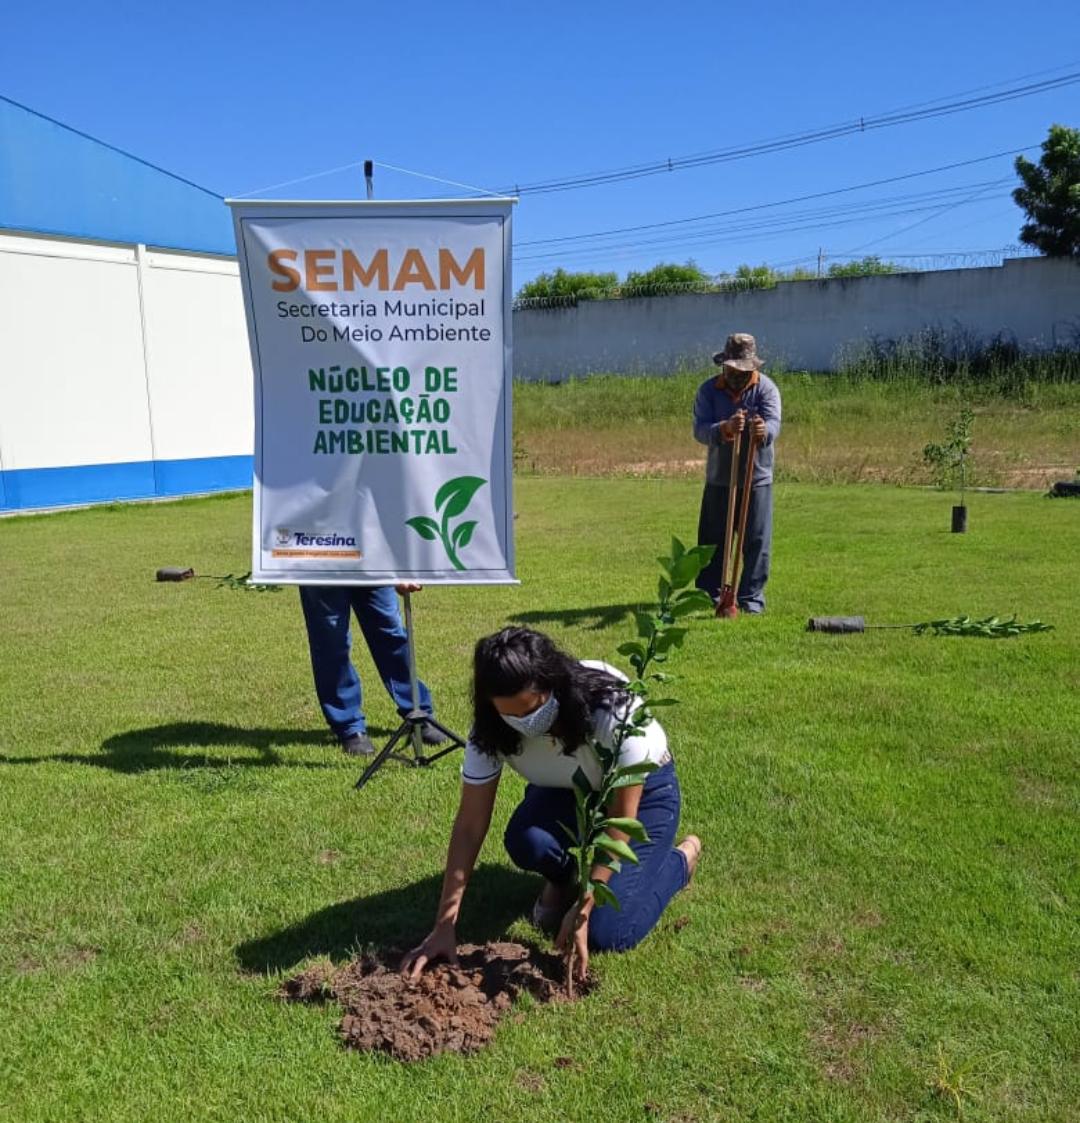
[0,96,253,511]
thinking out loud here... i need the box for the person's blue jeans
[298,585,433,740]
[695,482,773,613]
[503,761,689,952]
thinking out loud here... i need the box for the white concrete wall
[512,256,1080,379]
[140,248,253,462]
[0,237,152,469]
[0,230,254,509]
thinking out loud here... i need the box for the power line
[226,60,1076,201]
[516,145,1034,248]
[511,196,1010,266]
[844,181,1009,253]
[512,180,1014,264]
[499,70,1079,196]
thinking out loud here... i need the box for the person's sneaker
[419,722,449,747]
[341,733,376,757]
[531,897,564,935]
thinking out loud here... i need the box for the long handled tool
[728,427,760,603]
[716,428,742,618]
[807,614,1052,636]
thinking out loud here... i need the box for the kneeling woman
[402,627,701,982]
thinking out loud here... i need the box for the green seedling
[216,571,282,593]
[560,536,714,995]
[923,406,974,507]
[912,614,1053,638]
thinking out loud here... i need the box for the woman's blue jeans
[503,761,689,951]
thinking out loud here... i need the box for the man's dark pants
[695,483,773,613]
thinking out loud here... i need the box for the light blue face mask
[500,692,560,737]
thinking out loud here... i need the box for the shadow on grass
[508,602,645,631]
[0,721,398,773]
[235,863,537,974]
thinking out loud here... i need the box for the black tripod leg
[415,741,466,766]
[354,721,412,790]
[422,715,467,742]
[354,714,469,789]
[409,715,469,766]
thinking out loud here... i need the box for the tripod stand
[354,590,467,790]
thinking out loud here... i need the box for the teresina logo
[288,532,357,547]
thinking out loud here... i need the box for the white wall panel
[141,251,253,461]
[0,239,153,469]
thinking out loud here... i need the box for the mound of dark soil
[281,941,592,1060]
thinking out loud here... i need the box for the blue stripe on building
[0,455,253,511]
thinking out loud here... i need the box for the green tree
[622,260,712,296]
[719,263,781,292]
[827,256,899,278]
[516,267,618,303]
[1013,124,1080,258]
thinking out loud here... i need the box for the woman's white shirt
[460,661,671,789]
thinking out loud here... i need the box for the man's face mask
[724,368,754,392]
[500,692,560,737]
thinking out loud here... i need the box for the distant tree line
[515,257,899,303]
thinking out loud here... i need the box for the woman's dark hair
[470,627,627,759]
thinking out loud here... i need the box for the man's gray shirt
[692,373,782,487]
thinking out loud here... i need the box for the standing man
[299,584,446,756]
[692,333,782,615]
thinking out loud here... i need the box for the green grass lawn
[1,481,1077,1123]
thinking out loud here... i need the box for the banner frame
[226,196,518,586]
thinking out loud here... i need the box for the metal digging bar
[805,616,912,633]
[727,425,760,609]
[716,428,742,619]
[807,615,1053,637]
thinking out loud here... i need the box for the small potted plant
[923,406,974,533]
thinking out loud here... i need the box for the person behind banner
[692,332,782,614]
[299,583,445,756]
[400,627,702,983]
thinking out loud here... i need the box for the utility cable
[499,71,1079,196]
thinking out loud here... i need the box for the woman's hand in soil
[555,904,590,981]
[401,925,458,980]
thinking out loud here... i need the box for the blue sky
[3,1,1078,285]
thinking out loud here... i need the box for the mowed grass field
[1,479,1078,1123]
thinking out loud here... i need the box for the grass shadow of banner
[1,722,394,773]
[234,863,538,974]
[508,602,646,632]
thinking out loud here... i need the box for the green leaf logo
[406,476,486,570]
[405,516,439,541]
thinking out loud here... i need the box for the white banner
[227,198,516,584]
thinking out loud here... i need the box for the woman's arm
[401,776,500,978]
